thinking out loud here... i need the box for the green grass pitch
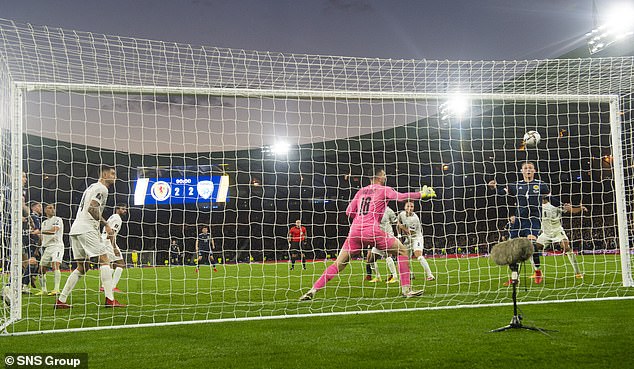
[2,254,633,368]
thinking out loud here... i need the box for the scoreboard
[133,175,229,205]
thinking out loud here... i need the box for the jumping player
[488,161,550,285]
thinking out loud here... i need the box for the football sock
[100,265,114,301]
[22,266,31,286]
[566,251,581,274]
[313,264,340,291]
[53,270,61,291]
[59,269,82,303]
[532,252,541,270]
[397,255,411,288]
[417,255,433,278]
[371,262,381,279]
[39,273,47,291]
[112,267,123,288]
[386,257,398,280]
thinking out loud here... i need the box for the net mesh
[0,19,632,334]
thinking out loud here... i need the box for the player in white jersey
[397,201,435,281]
[536,197,587,279]
[364,207,399,283]
[55,166,125,309]
[35,204,64,296]
[100,204,128,293]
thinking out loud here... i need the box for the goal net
[0,19,633,334]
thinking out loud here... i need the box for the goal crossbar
[14,81,618,103]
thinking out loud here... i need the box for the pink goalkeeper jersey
[346,184,421,229]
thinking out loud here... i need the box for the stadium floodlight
[270,141,291,155]
[586,3,634,54]
[439,94,470,120]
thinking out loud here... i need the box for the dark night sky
[1,0,628,60]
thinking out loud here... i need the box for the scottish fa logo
[197,180,215,199]
[151,181,171,201]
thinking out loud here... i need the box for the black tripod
[490,263,556,334]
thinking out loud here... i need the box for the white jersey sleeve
[41,216,64,248]
[69,182,109,235]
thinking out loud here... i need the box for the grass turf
[1,299,633,369]
[1,254,633,367]
[6,254,634,333]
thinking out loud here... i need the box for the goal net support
[0,19,633,334]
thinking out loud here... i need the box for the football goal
[0,18,633,335]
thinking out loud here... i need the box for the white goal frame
[2,80,632,333]
[0,17,633,334]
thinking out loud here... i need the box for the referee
[288,220,307,270]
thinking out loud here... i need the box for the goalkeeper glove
[420,185,436,199]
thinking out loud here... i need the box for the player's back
[70,182,108,235]
[541,202,563,234]
[379,207,397,235]
[349,183,392,229]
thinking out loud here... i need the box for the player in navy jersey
[169,239,183,265]
[488,161,550,284]
[22,202,42,293]
[195,226,217,273]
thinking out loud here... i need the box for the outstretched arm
[563,203,588,215]
[388,186,436,202]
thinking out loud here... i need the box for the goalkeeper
[300,168,436,300]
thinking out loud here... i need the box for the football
[523,130,541,147]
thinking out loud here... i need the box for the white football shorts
[70,230,109,260]
[104,240,124,262]
[40,246,64,266]
[537,230,568,248]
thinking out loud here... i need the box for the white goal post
[1,18,633,335]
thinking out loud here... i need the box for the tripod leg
[490,265,557,334]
